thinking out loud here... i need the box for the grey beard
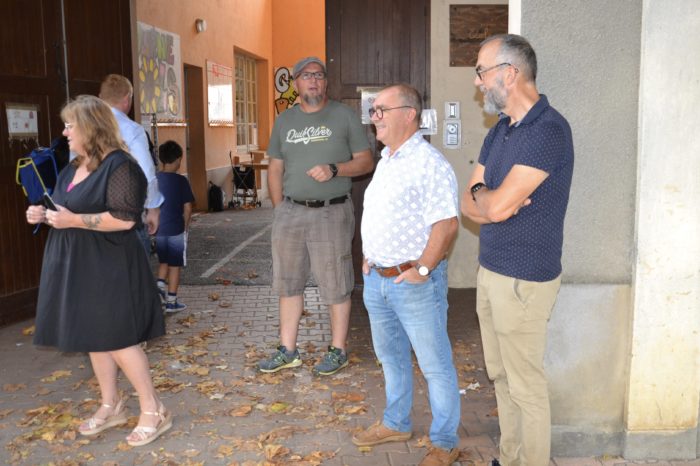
[483,89,506,114]
[302,93,324,106]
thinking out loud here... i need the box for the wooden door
[0,0,132,326]
[325,0,430,281]
[62,0,132,98]
[184,64,208,211]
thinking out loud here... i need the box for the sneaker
[158,288,166,304]
[258,345,302,373]
[418,446,460,466]
[312,346,348,376]
[164,301,187,313]
[351,420,412,446]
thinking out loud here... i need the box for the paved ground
[2,206,699,465]
[168,200,275,287]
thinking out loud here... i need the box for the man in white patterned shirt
[353,84,460,466]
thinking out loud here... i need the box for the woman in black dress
[26,95,172,447]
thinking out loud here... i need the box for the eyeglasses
[475,62,515,80]
[368,106,414,120]
[64,122,74,130]
[297,71,327,81]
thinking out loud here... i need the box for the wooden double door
[325,0,430,281]
[0,0,132,325]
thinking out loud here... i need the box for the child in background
[155,141,195,313]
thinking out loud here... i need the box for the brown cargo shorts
[271,197,355,304]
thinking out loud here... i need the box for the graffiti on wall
[273,67,299,115]
[137,22,183,121]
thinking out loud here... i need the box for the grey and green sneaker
[258,345,302,373]
[312,346,348,376]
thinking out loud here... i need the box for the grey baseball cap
[292,56,326,79]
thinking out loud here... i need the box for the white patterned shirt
[362,131,458,267]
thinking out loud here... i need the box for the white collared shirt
[362,131,458,267]
[111,107,164,209]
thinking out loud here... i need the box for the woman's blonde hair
[60,95,127,171]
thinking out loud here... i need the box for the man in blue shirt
[462,34,574,466]
[100,74,164,252]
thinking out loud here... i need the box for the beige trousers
[476,266,561,466]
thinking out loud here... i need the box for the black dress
[34,150,164,352]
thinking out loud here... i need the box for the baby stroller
[228,152,261,209]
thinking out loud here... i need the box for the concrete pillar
[624,0,700,459]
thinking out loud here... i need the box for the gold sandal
[78,398,128,436]
[126,403,172,447]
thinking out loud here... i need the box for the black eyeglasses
[297,71,327,81]
[368,106,414,119]
[475,62,515,80]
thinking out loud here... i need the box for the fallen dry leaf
[331,391,366,402]
[217,444,235,457]
[264,443,289,460]
[228,405,253,417]
[40,370,72,383]
[3,383,27,392]
[268,401,289,413]
[22,325,35,336]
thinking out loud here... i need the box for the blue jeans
[362,260,459,449]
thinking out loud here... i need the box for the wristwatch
[416,263,430,277]
[329,163,338,178]
[470,182,486,201]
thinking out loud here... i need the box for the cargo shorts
[271,197,355,304]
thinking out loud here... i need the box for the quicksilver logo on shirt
[286,126,332,144]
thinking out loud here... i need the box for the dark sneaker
[312,346,349,376]
[258,345,302,373]
[158,289,166,304]
[352,420,412,446]
[164,301,187,313]
[419,446,460,466]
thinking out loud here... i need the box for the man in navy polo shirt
[461,34,574,466]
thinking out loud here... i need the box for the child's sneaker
[157,280,167,303]
[164,300,187,313]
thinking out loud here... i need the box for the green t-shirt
[268,100,370,200]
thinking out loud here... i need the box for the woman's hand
[45,204,74,229]
[26,205,47,225]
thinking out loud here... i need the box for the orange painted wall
[272,0,325,68]
[133,0,325,185]
[135,0,274,175]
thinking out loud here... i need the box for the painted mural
[136,22,184,121]
[273,67,299,115]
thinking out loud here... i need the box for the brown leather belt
[287,195,347,208]
[372,261,414,278]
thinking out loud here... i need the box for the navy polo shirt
[478,95,574,282]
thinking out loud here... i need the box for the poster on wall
[6,103,39,140]
[206,61,234,126]
[273,67,299,115]
[136,22,184,121]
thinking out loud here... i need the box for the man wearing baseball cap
[259,56,373,376]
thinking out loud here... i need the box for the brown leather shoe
[351,420,412,446]
[418,445,460,466]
